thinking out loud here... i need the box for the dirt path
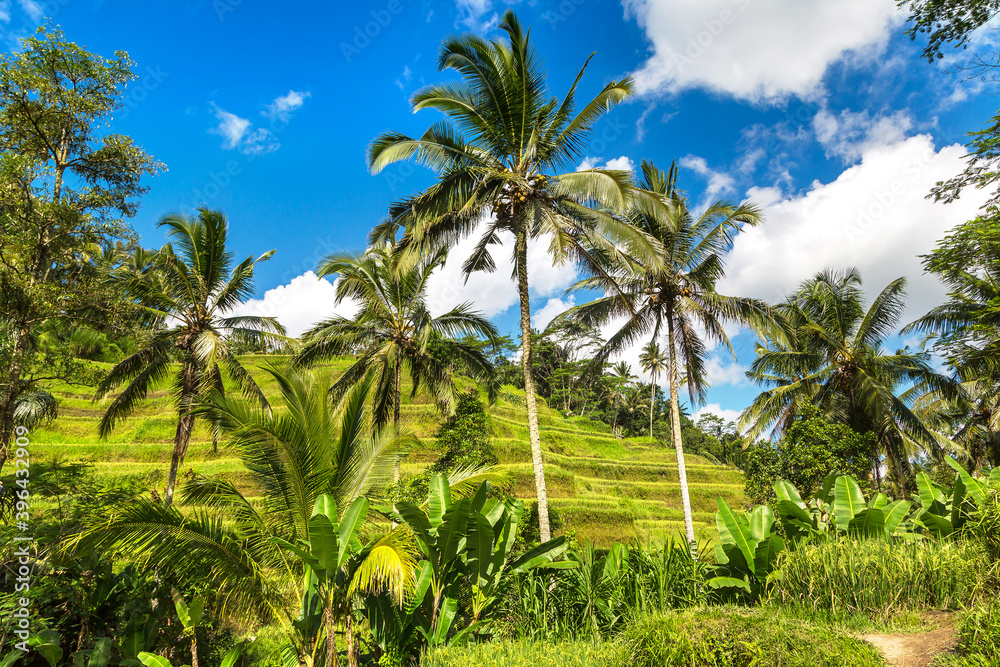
[863,613,958,667]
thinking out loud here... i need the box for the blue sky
[3,0,996,422]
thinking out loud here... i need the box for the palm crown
[96,208,285,505]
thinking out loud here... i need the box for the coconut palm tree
[742,268,958,489]
[365,11,660,540]
[95,209,285,506]
[560,160,773,553]
[74,369,453,666]
[640,341,668,438]
[295,241,499,444]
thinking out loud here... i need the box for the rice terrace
[1,1,999,665]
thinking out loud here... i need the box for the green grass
[771,538,997,620]
[425,607,888,667]
[25,355,746,546]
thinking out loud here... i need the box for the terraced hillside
[26,355,744,546]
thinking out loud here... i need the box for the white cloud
[263,89,311,121]
[229,271,359,339]
[813,108,913,162]
[623,0,901,101]
[703,356,749,387]
[18,0,41,21]
[679,154,735,208]
[211,103,281,155]
[0,2,12,23]
[693,403,742,424]
[720,133,989,322]
[576,155,635,172]
[240,127,280,156]
[534,296,576,331]
[454,0,497,31]
[424,221,580,319]
[210,105,251,150]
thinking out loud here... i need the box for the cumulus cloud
[229,271,359,338]
[623,0,901,101]
[534,296,576,331]
[423,222,581,319]
[703,356,749,387]
[813,108,913,162]
[693,403,743,424]
[263,89,311,121]
[576,155,636,172]
[679,155,736,209]
[720,133,989,321]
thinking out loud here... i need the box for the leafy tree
[95,209,284,506]
[0,25,162,471]
[743,404,877,505]
[562,160,772,553]
[899,0,1000,61]
[905,216,1000,468]
[72,370,446,664]
[367,11,655,541]
[296,241,499,465]
[431,389,498,474]
[742,268,957,489]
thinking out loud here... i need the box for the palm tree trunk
[667,315,697,557]
[190,635,199,667]
[649,372,656,439]
[165,357,199,508]
[515,226,551,542]
[393,360,402,483]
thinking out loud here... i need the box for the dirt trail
[863,613,958,667]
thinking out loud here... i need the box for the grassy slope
[29,355,744,546]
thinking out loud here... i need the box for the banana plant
[911,458,988,537]
[271,494,372,667]
[706,498,784,600]
[773,475,912,542]
[136,641,245,667]
[171,590,206,667]
[386,474,570,653]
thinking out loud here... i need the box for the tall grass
[617,606,885,667]
[423,639,619,667]
[494,541,708,641]
[771,537,996,620]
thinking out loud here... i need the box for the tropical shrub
[966,477,1000,561]
[494,541,708,642]
[368,475,570,664]
[743,405,875,505]
[707,499,784,602]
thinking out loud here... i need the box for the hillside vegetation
[30,355,743,546]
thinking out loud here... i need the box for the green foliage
[0,24,163,468]
[496,541,708,642]
[424,639,620,667]
[707,499,784,601]
[743,268,956,489]
[617,607,885,667]
[430,390,497,473]
[899,0,1000,60]
[771,538,993,620]
[966,478,1000,560]
[373,475,570,663]
[743,405,875,505]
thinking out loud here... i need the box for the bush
[743,405,875,505]
[771,538,993,619]
[966,480,1000,562]
[617,607,884,667]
